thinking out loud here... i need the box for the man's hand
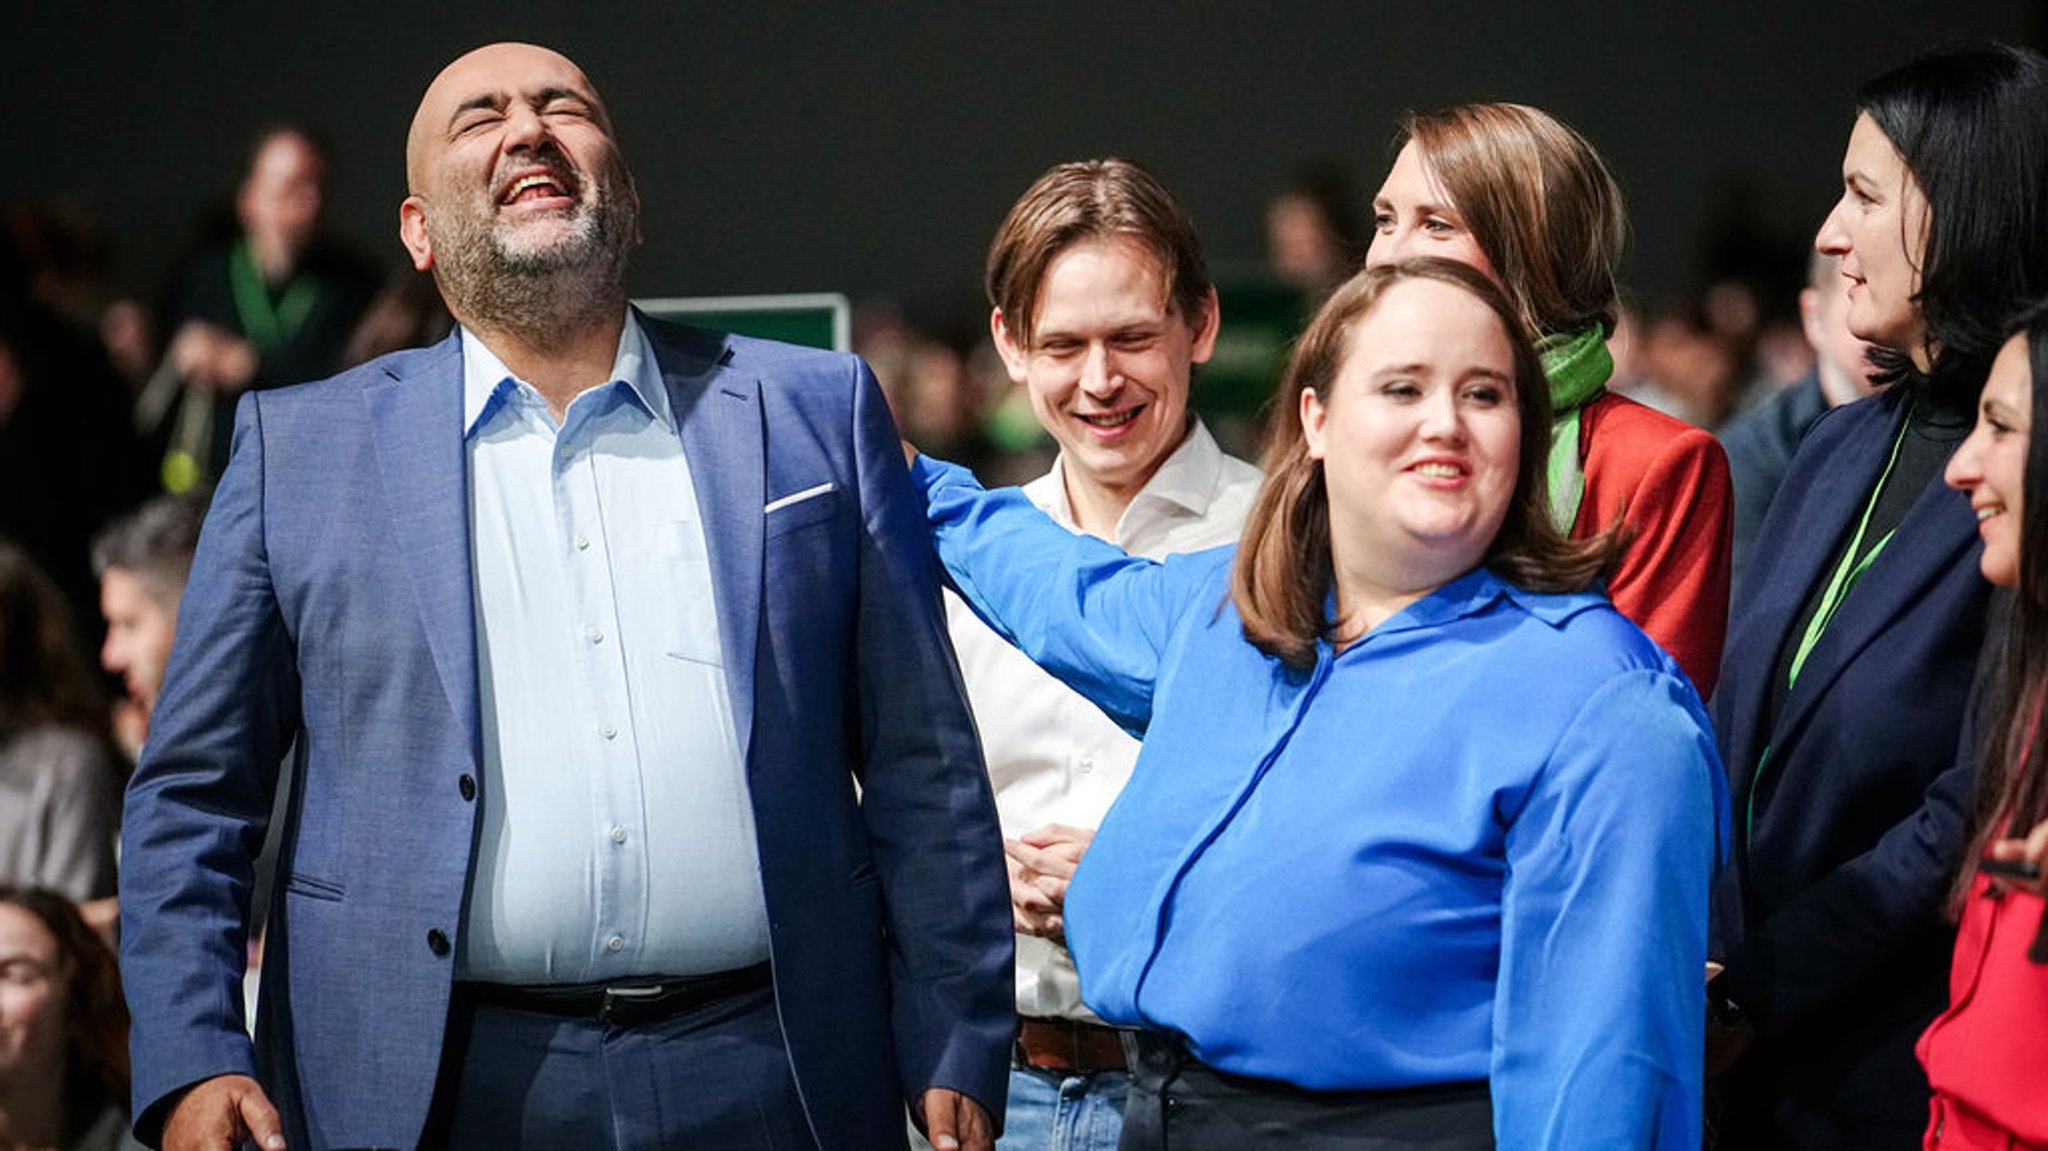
[917,1087,993,1151]
[162,1074,285,1151]
[1005,824,1095,944]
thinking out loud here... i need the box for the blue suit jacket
[1710,386,1988,1132]
[119,318,1013,1149]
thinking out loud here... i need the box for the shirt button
[458,774,476,801]
[587,626,604,644]
[1077,755,1096,773]
[575,535,591,551]
[600,723,618,740]
[610,825,627,844]
[426,929,451,957]
[607,935,624,952]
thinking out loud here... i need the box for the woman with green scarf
[1367,102,1733,697]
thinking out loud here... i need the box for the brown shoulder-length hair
[0,887,131,1133]
[984,157,1212,348]
[1232,258,1622,668]
[1397,103,1626,339]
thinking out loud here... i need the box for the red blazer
[1919,875,2048,1147]
[1573,392,1733,697]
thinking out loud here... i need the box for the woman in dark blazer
[1708,43,2048,1148]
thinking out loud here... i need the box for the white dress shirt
[945,421,1259,1021]
[457,315,770,984]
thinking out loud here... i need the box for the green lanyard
[1748,406,1914,844]
[228,238,319,353]
[1785,406,1913,691]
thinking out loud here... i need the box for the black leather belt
[460,961,771,1027]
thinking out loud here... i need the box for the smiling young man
[119,42,1010,1151]
[954,159,1260,1151]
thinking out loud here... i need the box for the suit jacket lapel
[1719,396,1898,782]
[651,320,763,764]
[1772,406,1979,748]
[1736,397,1892,675]
[365,333,482,765]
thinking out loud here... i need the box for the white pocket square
[763,482,837,514]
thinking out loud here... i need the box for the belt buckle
[599,983,662,1024]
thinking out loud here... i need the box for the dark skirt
[1119,1030,1493,1150]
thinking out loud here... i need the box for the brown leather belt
[1014,1016,1128,1073]
[460,962,771,1028]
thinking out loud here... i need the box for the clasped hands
[1006,823,1095,945]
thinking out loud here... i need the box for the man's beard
[426,155,638,339]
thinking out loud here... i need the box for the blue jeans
[999,1063,1130,1151]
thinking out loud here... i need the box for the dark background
[6,3,2042,313]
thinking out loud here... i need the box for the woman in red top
[1366,102,1733,696]
[1920,302,2048,1149]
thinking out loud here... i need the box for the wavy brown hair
[1395,103,1626,341]
[984,157,1212,348]
[1232,258,1621,668]
[0,886,131,1135]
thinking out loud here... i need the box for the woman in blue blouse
[914,258,1728,1149]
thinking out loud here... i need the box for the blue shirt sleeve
[1492,668,1728,1150]
[913,454,1209,736]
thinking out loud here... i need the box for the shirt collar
[461,310,669,436]
[1038,419,1230,525]
[1378,566,1599,635]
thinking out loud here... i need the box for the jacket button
[458,774,476,801]
[426,929,450,956]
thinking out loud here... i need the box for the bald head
[405,42,615,194]
[396,41,639,339]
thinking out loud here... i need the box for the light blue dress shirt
[457,315,770,984]
[918,454,1730,1150]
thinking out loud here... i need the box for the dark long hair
[0,537,105,738]
[1232,258,1619,668]
[1857,42,2048,395]
[0,887,131,1134]
[1958,304,2048,917]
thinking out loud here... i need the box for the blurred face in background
[1815,113,1931,367]
[1800,254,1879,406]
[238,131,327,268]
[1946,331,2032,588]
[0,904,67,1081]
[100,568,177,716]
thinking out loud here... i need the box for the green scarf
[228,238,319,353]
[1536,325,1612,533]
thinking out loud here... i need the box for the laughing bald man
[119,42,1011,1151]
